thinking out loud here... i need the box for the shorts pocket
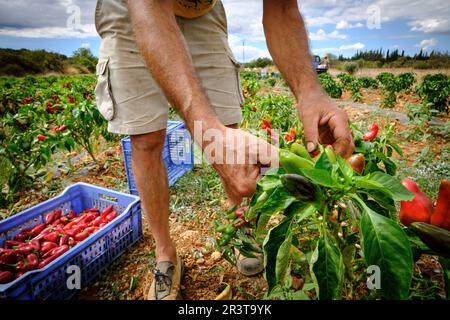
[224,46,245,106]
[94,57,116,121]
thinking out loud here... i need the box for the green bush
[342,62,358,74]
[318,73,342,99]
[416,73,450,113]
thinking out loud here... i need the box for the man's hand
[298,90,354,158]
[207,128,278,206]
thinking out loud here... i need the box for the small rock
[211,251,222,262]
[196,258,205,265]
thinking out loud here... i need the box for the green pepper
[219,233,233,246]
[279,149,314,174]
[290,142,312,161]
[225,224,236,235]
[216,224,229,233]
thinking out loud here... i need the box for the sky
[0,0,449,62]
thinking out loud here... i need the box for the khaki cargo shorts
[94,0,244,135]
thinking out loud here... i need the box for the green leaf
[355,172,414,201]
[257,175,282,191]
[255,187,296,233]
[300,168,336,188]
[389,142,403,156]
[312,235,344,300]
[379,153,397,176]
[364,160,382,175]
[355,196,413,300]
[368,172,414,201]
[314,151,332,171]
[308,242,320,297]
[336,155,353,182]
[276,232,292,288]
[263,217,293,292]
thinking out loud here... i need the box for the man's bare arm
[128,0,223,144]
[262,0,354,157]
[128,0,277,205]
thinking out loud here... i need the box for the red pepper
[15,244,33,256]
[57,125,67,132]
[234,206,248,219]
[77,222,89,230]
[53,209,62,220]
[99,223,107,228]
[63,221,78,230]
[4,240,23,249]
[43,231,60,243]
[59,235,69,246]
[0,271,13,284]
[37,134,46,142]
[29,239,40,252]
[72,214,89,224]
[105,211,118,222]
[91,216,106,227]
[100,205,114,219]
[25,253,39,271]
[59,216,69,225]
[45,212,55,225]
[67,210,77,219]
[74,230,89,242]
[65,227,82,238]
[400,179,433,226]
[84,226,99,235]
[16,260,26,272]
[29,223,46,237]
[13,233,29,242]
[430,180,450,231]
[33,226,53,241]
[41,242,58,253]
[20,227,33,235]
[252,106,257,112]
[38,245,69,269]
[84,213,97,223]
[362,124,379,141]
[0,249,17,264]
[262,119,272,129]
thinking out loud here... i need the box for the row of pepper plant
[0,75,115,210]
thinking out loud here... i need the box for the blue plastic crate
[121,121,194,196]
[0,182,142,300]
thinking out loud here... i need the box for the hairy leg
[130,130,176,263]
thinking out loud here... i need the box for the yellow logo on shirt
[173,0,218,18]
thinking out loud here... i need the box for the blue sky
[0,0,449,62]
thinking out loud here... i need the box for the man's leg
[130,130,176,264]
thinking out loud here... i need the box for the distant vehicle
[313,55,328,74]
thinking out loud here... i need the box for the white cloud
[336,20,364,30]
[80,42,91,48]
[0,25,97,39]
[410,19,450,34]
[309,29,347,40]
[313,42,365,54]
[415,38,438,50]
